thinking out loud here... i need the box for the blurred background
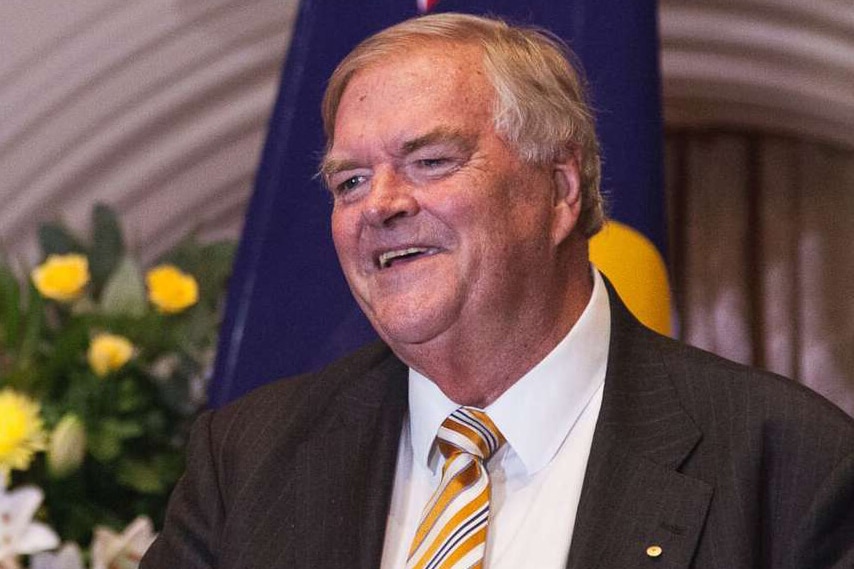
[1,0,853,415]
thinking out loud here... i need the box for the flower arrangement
[0,204,235,568]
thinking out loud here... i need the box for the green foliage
[100,257,146,317]
[38,223,86,257]
[0,262,21,353]
[0,203,235,551]
[89,204,125,293]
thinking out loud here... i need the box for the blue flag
[210,0,666,407]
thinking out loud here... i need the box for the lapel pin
[646,545,663,558]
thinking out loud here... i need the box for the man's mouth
[377,247,440,269]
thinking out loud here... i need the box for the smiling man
[323,38,592,408]
[142,13,854,569]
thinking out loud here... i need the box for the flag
[209,0,668,407]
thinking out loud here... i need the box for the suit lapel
[348,357,409,569]
[567,284,713,569]
[265,349,408,569]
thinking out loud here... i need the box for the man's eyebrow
[318,157,360,182]
[401,129,476,155]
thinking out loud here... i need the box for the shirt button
[646,545,663,558]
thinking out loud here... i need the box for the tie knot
[437,406,505,461]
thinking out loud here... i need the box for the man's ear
[551,146,583,246]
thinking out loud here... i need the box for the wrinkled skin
[326,42,590,405]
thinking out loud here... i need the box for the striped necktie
[406,406,506,569]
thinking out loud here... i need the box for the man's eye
[336,175,366,194]
[411,157,463,179]
[419,158,447,168]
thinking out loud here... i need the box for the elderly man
[142,13,854,569]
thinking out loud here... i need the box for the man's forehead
[341,41,486,103]
[321,41,497,180]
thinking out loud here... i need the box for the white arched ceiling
[0,0,296,265]
[1,0,852,266]
[660,0,854,149]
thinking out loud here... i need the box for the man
[141,13,854,569]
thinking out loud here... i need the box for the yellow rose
[0,389,48,476]
[48,414,86,477]
[145,265,199,314]
[88,333,134,377]
[31,254,90,302]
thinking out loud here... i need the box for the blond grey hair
[321,12,605,237]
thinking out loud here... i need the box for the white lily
[91,516,156,569]
[0,485,60,568]
[30,543,85,569]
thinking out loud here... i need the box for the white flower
[0,485,60,565]
[91,516,156,569]
[30,543,85,569]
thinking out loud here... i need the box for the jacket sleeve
[140,410,223,569]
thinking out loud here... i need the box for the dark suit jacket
[141,288,854,569]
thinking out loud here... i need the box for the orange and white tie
[406,407,506,569]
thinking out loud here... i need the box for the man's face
[327,43,572,353]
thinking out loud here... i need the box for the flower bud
[48,414,86,478]
[87,333,134,377]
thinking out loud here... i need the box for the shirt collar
[408,269,611,475]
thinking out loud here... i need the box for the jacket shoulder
[208,341,399,439]
[605,274,852,434]
[201,342,404,496]
[649,330,854,436]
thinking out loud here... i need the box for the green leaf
[17,282,44,367]
[100,257,146,317]
[0,263,21,350]
[117,458,164,493]
[88,426,122,462]
[102,417,144,439]
[38,223,86,257]
[116,376,149,413]
[70,296,97,316]
[176,300,215,347]
[152,452,185,487]
[42,328,90,393]
[89,204,125,291]
[198,241,237,281]
[196,241,236,303]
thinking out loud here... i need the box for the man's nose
[362,169,419,227]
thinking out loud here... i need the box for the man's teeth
[379,247,433,268]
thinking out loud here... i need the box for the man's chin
[367,311,453,354]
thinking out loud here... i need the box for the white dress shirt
[380,269,611,569]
